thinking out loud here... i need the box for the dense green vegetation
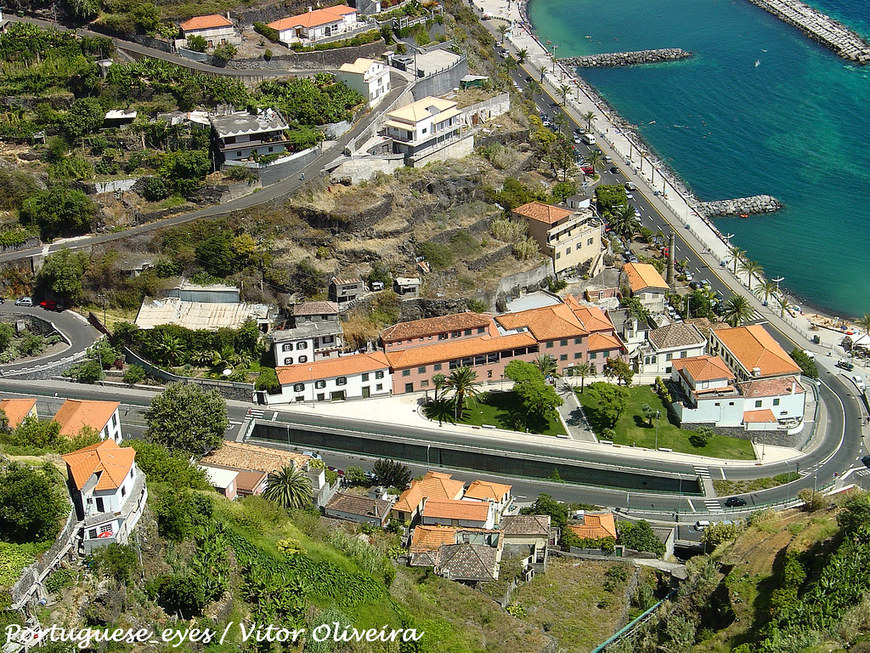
[0,462,69,543]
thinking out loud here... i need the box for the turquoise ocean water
[527,0,870,318]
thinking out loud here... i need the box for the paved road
[0,304,100,374]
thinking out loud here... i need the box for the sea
[527,0,870,318]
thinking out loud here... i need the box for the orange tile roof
[382,312,492,343]
[62,440,136,491]
[464,480,511,502]
[386,332,537,370]
[201,441,308,473]
[672,355,735,382]
[277,351,389,385]
[587,332,623,352]
[713,325,801,377]
[738,376,804,398]
[569,512,617,540]
[623,262,669,293]
[268,5,356,31]
[180,14,233,30]
[53,400,119,437]
[743,408,777,423]
[410,525,458,552]
[495,303,589,341]
[0,398,37,429]
[512,201,574,225]
[565,297,615,333]
[393,471,465,513]
[423,499,490,522]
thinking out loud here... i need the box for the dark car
[609,166,620,174]
[836,360,855,371]
[862,456,870,468]
[725,497,747,507]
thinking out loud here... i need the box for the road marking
[687,499,696,512]
[720,468,727,480]
[271,412,278,421]
[694,466,711,479]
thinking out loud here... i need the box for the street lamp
[773,276,784,294]
[655,410,660,450]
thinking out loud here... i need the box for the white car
[852,375,866,392]
[625,192,634,201]
[684,271,694,281]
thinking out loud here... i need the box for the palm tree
[533,354,560,379]
[498,23,508,44]
[775,294,790,318]
[641,404,655,427]
[574,362,593,392]
[581,111,596,133]
[444,366,482,419]
[728,246,745,274]
[263,465,312,509]
[517,48,528,64]
[537,64,546,83]
[432,373,446,401]
[609,204,641,241]
[211,346,234,370]
[502,57,518,77]
[585,150,603,175]
[155,333,183,366]
[857,313,870,334]
[739,259,763,291]
[722,294,755,327]
[755,280,778,306]
[559,83,571,105]
[190,350,214,368]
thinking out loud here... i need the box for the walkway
[556,381,597,442]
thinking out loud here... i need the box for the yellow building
[512,201,602,275]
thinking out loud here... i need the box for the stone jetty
[560,48,693,68]
[745,0,870,64]
[698,195,783,218]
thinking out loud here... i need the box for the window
[418,366,426,374]
[587,237,594,246]
[438,333,448,340]
[545,341,554,349]
[474,355,486,365]
[566,247,572,255]
[452,330,461,338]
[755,400,762,408]
[284,356,294,365]
[96,497,105,512]
[556,252,561,259]
[729,402,735,406]
[464,329,472,336]
[323,335,334,344]
[560,339,568,347]
[665,353,673,361]
[376,383,383,390]
[487,370,493,378]
[296,342,308,350]
[315,380,326,389]
[421,380,429,387]
[316,393,325,401]
[121,486,126,497]
[589,352,597,360]
[336,377,347,386]
[88,529,97,539]
[560,354,567,361]
[601,351,610,358]
[282,343,294,352]
[574,337,581,345]
[433,364,442,371]
[405,383,414,392]
[112,413,118,428]
[574,352,582,359]
[477,327,486,334]
[298,355,308,363]
[362,373,369,382]
[665,366,672,374]
[402,369,410,376]
[773,398,780,406]
[293,383,305,392]
[295,395,304,402]
[714,402,720,407]
[375,371,385,379]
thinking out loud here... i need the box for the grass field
[576,384,756,460]
[454,391,567,436]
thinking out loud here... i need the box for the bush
[186,34,207,52]
[72,359,103,383]
[253,22,280,42]
[798,488,825,511]
[790,348,818,379]
[122,365,146,385]
[255,367,279,393]
[90,544,137,584]
[263,48,273,61]
[213,42,237,63]
[417,241,453,268]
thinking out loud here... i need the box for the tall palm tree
[502,57,518,77]
[574,362,593,392]
[581,111,596,133]
[559,84,571,105]
[517,48,528,64]
[728,246,745,274]
[263,465,312,509]
[538,64,546,83]
[775,294,790,318]
[739,259,763,291]
[533,354,560,379]
[585,150,603,175]
[755,280,778,306]
[857,314,870,334]
[432,373,446,401]
[609,204,641,241]
[444,366,482,419]
[722,294,755,327]
[498,23,508,44]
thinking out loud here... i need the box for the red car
[581,165,595,175]
[39,300,63,312]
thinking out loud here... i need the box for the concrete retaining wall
[410,55,468,100]
[225,39,387,71]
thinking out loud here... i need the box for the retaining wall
[225,39,387,71]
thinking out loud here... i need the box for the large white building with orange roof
[62,439,147,552]
[268,5,358,45]
[53,399,123,443]
[512,201,603,275]
[178,14,240,49]
[272,351,391,404]
[0,397,37,429]
[708,324,802,381]
[336,57,390,106]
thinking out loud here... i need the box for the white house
[200,465,239,500]
[272,351,392,404]
[178,14,241,49]
[270,321,344,367]
[462,480,512,524]
[737,376,806,430]
[336,58,390,106]
[268,5,358,45]
[383,96,464,164]
[209,109,291,162]
[640,322,707,376]
[62,440,147,553]
[53,399,123,443]
[670,355,743,427]
[622,262,669,313]
[422,499,496,530]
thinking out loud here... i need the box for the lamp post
[655,409,660,451]
[773,276,784,294]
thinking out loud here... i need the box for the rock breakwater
[698,195,783,217]
[560,48,693,68]
[744,0,870,64]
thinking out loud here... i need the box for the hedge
[253,22,280,43]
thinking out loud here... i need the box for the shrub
[512,235,540,260]
[489,216,526,242]
[798,488,825,511]
[253,22,280,42]
[264,48,273,61]
[186,34,207,52]
[255,367,279,393]
[790,348,818,379]
[122,365,146,385]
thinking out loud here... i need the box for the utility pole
[655,410,660,451]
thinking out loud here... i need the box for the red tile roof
[393,471,465,514]
[495,303,589,341]
[382,312,492,343]
[565,297,615,333]
[269,5,356,31]
[53,400,119,437]
[569,512,617,540]
[623,262,669,292]
[0,398,37,429]
[62,440,135,491]
[743,409,777,423]
[386,332,537,370]
[277,351,389,384]
[671,355,735,382]
[587,332,624,352]
[180,14,233,31]
[512,201,574,225]
[410,525,458,552]
[738,376,804,398]
[712,325,801,377]
[423,499,490,522]
[464,480,511,502]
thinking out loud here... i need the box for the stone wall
[681,422,799,447]
[561,48,692,68]
[398,297,472,321]
[294,193,395,233]
[697,194,783,217]
[0,236,40,253]
[225,39,387,71]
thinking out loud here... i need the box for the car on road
[14,297,32,306]
[624,181,637,191]
[603,155,613,163]
[862,456,870,468]
[327,466,345,477]
[683,270,694,281]
[725,497,747,507]
[609,166,620,174]
[632,206,641,217]
[302,450,323,461]
[40,300,61,311]
[851,374,866,391]
[836,360,854,371]
[625,192,634,200]
[581,165,595,175]
[694,520,711,531]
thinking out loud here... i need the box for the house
[166,281,241,303]
[104,110,137,126]
[393,277,421,296]
[134,297,272,331]
[463,480,512,520]
[568,512,617,541]
[409,525,458,566]
[511,201,603,276]
[392,471,465,523]
[200,465,238,500]
[422,499,495,529]
[383,96,465,165]
[178,14,241,49]
[640,322,707,376]
[268,5,358,45]
[62,440,147,553]
[53,400,123,443]
[381,312,493,352]
[269,321,345,366]
[708,324,802,381]
[200,441,310,474]
[565,194,591,211]
[329,277,366,304]
[737,376,806,429]
[0,397,37,429]
[434,542,502,585]
[291,301,340,326]
[232,469,269,496]
[670,355,742,427]
[501,514,554,572]
[209,109,291,162]
[336,58,391,107]
[622,262,669,313]
[273,351,392,404]
[324,492,392,526]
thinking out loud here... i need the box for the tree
[291,259,326,297]
[431,373,446,401]
[213,42,237,64]
[13,416,61,449]
[444,366,482,419]
[373,459,412,488]
[186,34,207,52]
[603,358,634,386]
[0,462,68,542]
[641,404,655,427]
[738,259,763,291]
[700,521,743,547]
[520,493,569,529]
[608,204,640,241]
[66,0,101,20]
[790,348,818,379]
[125,440,210,490]
[35,248,90,304]
[581,111,596,133]
[728,245,745,274]
[689,426,713,447]
[544,135,578,183]
[20,187,98,240]
[62,97,104,140]
[588,381,629,427]
[721,294,755,327]
[857,313,870,334]
[344,466,368,486]
[533,354,559,379]
[775,293,790,318]
[123,365,146,385]
[755,280,779,306]
[255,368,279,393]
[559,83,571,105]
[797,488,825,512]
[618,519,665,555]
[145,383,228,456]
[154,332,184,366]
[585,149,603,176]
[263,465,312,509]
[497,23,508,44]
[574,362,593,392]
[0,323,15,352]
[517,48,528,64]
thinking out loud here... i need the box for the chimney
[791,380,796,394]
[667,232,676,289]
[226,11,230,19]
[752,367,761,377]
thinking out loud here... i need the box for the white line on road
[720,468,727,480]
[687,499,696,512]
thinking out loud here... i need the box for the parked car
[581,165,595,175]
[625,192,634,201]
[40,300,57,311]
[14,297,32,306]
[632,206,641,217]
[851,374,866,391]
[327,466,345,477]
[725,497,747,507]
[836,360,855,371]
[609,166,620,174]
[624,181,637,191]
[683,271,694,281]
[694,520,711,531]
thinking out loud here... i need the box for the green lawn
[576,384,756,460]
[427,390,567,436]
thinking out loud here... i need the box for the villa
[268,5,358,46]
[53,399,123,443]
[336,58,391,107]
[511,201,603,276]
[273,352,391,404]
[382,96,467,165]
[178,14,241,50]
[622,262,669,313]
[639,322,708,376]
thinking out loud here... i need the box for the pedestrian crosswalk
[247,409,265,420]
[703,499,721,512]
[694,466,711,480]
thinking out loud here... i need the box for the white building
[640,322,707,376]
[737,376,806,430]
[53,400,123,443]
[268,5,358,45]
[270,321,344,367]
[336,58,390,106]
[670,355,743,427]
[209,109,291,162]
[708,324,803,381]
[178,14,241,49]
[62,440,147,553]
[383,96,466,165]
[272,351,392,404]
[200,465,239,499]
